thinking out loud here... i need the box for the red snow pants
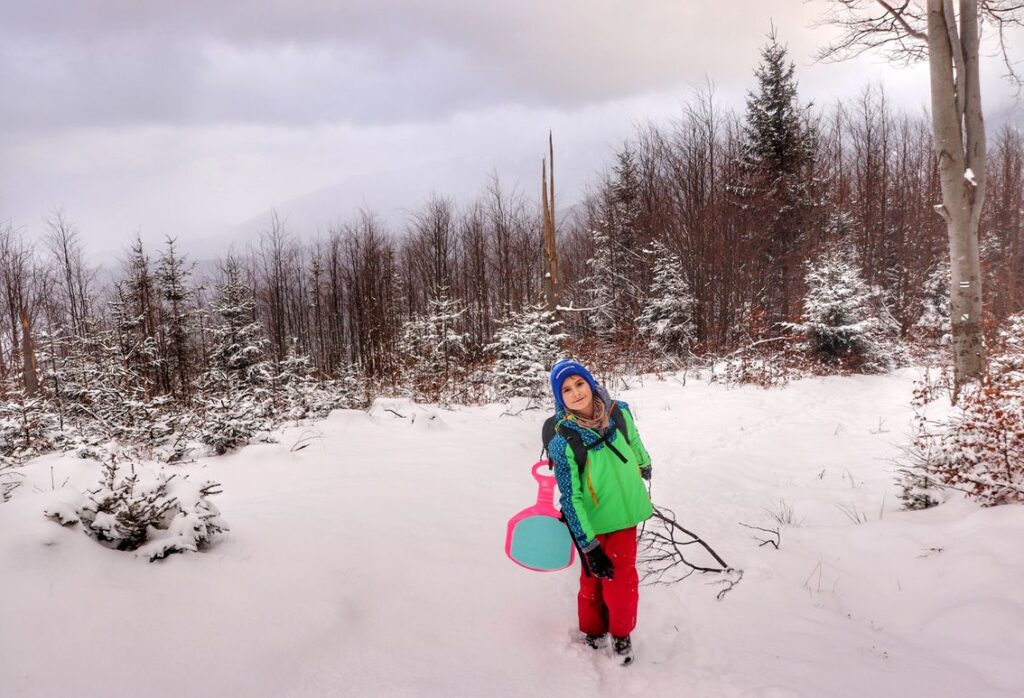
[578,526,639,638]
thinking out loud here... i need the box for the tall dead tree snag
[541,132,562,315]
[818,0,1023,394]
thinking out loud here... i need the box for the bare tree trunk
[541,133,561,315]
[20,307,38,397]
[928,0,986,391]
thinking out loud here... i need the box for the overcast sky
[1,1,1021,262]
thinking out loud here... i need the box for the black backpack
[541,404,632,476]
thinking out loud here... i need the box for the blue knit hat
[550,359,599,410]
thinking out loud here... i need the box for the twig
[638,505,739,596]
[711,569,745,601]
[738,522,781,549]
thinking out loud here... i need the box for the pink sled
[505,460,576,572]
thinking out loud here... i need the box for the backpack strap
[542,415,589,477]
[541,415,557,463]
[609,404,631,446]
[542,403,634,476]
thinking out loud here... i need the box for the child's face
[561,375,594,414]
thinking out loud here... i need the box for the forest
[1,34,1021,503]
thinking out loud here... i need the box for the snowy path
[2,371,1023,697]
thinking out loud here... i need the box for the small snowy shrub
[65,457,228,560]
[899,323,1024,509]
[199,389,272,455]
[712,339,804,389]
[0,394,61,463]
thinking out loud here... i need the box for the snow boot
[612,635,633,665]
[584,633,608,650]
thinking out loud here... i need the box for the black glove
[583,545,615,580]
[640,465,652,482]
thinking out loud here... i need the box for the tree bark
[542,133,561,315]
[20,307,38,397]
[927,0,986,391]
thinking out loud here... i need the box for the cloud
[1,0,1020,264]
[1,1,848,131]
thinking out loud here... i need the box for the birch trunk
[927,0,986,392]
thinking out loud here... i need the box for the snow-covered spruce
[155,236,200,401]
[991,311,1024,377]
[397,287,470,400]
[198,389,273,455]
[46,456,228,561]
[274,338,319,420]
[197,258,275,455]
[785,244,900,373]
[580,146,646,338]
[207,257,272,386]
[0,391,61,465]
[485,305,566,400]
[914,260,952,348]
[636,241,696,359]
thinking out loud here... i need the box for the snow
[2,370,1023,697]
[965,168,977,186]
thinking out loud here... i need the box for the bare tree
[541,133,562,315]
[0,227,36,392]
[19,307,38,396]
[817,0,1024,393]
[45,210,95,337]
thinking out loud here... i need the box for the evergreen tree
[207,259,269,386]
[786,244,897,372]
[156,237,197,402]
[992,311,1024,377]
[0,386,58,465]
[115,237,161,394]
[914,261,952,347]
[637,242,697,357]
[274,336,317,419]
[62,456,228,560]
[199,258,273,454]
[486,305,566,400]
[49,318,160,444]
[741,28,817,322]
[582,146,646,338]
[582,220,621,338]
[744,31,813,177]
[398,287,469,398]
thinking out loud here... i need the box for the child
[546,359,653,665]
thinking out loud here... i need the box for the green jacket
[549,398,653,549]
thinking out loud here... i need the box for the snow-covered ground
[2,370,1023,697]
